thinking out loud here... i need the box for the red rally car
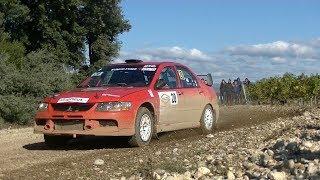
[34,59,219,147]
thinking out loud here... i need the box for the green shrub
[247,73,320,104]
[0,50,74,125]
[0,95,37,125]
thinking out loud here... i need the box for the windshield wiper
[116,83,128,87]
[102,83,129,87]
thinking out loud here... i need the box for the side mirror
[205,73,213,86]
[155,79,167,89]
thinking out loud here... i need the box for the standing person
[226,79,233,106]
[219,79,227,105]
[242,78,251,104]
[243,78,251,86]
[233,79,240,105]
[235,77,243,104]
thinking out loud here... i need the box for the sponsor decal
[111,68,137,71]
[142,65,157,71]
[177,70,185,80]
[57,97,89,103]
[158,91,178,105]
[141,67,157,71]
[148,89,154,97]
[143,65,156,68]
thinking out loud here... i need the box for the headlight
[96,102,132,111]
[38,103,48,111]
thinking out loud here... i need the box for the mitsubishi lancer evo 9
[34,59,219,147]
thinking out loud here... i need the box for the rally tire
[200,105,216,134]
[44,135,71,147]
[129,107,154,147]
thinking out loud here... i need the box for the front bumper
[34,103,136,136]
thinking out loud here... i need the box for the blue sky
[117,0,320,82]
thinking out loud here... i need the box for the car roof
[110,60,184,67]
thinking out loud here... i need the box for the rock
[268,171,286,180]
[259,153,271,167]
[266,149,274,156]
[128,175,136,180]
[206,155,214,162]
[286,142,299,153]
[183,171,192,178]
[303,111,311,116]
[273,140,286,151]
[206,134,214,138]
[227,171,235,180]
[197,161,206,167]
[155,150,161,156]
[94,159,104,166]
[165,176,175,180]
[172,148,179,155]
[197,166,211,177]
[212,176,223,180]
[242,161,254,170]
[235,170,243,178]
[242,175,250,180]
[120,177,126,180]
[286,159,295,169]
[154,169,166,176]
[252,171,261,178]
[302,141,313,148]
[307,162,318,176]
[152,172,161,180]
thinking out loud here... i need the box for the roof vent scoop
[125,59,143,63]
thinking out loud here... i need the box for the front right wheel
[200,105,216,134]
[128,107,154,147]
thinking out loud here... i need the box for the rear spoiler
[197,73,213,86]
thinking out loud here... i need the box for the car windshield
[77,64,158,88]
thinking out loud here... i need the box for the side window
[156,67,178,89]
[176,66,198,88]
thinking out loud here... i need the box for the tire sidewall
[200,105,216,134]
[130,107,154,147]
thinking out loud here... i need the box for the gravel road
[0,105,302,179]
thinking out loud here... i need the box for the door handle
[177,91,183,95]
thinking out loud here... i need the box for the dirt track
[0,105,303,179]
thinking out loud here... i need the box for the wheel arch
[139,102,156,123]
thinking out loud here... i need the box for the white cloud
[116,38,320,82]
[271,57,287,63]
[224,40,319,59]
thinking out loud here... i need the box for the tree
[0,0,130,70]
[79,0,131,71]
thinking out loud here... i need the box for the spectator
[226,79,233,106]
[243,78,251,86]
[219,79,227,105]
[233,78,241,105]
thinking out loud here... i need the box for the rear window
[78,64,158,88]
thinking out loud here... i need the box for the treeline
[247,73,320,105]
[0,0,130,125]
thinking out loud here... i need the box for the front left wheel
[200,105,216,134]
[128,107,154,147]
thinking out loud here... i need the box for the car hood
[50,87,146,104]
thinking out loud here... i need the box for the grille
[52,104,94,112]
[54,120,84,131]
